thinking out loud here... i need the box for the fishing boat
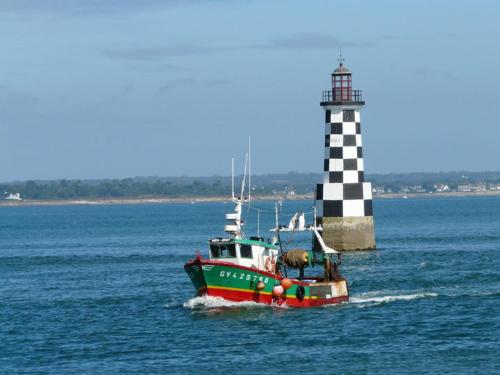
[184,156,349,308]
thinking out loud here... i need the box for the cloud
[0,85,39,113]
[121,82,135,94]
[157,78,231,95]
[0,0,200,16]
[257,33,365,50]
[381,32,455,40]
[101,34,364,61]
[101,44,221,60]
[415,68,454,79]
[125,63,188,74]
[203,78,231,87]
[157,78,195,94]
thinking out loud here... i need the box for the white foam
[164,300,181,308]
[350,292,438,305]
[183,295,267,310]
[183,293,439,310]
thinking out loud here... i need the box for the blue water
[1,197,499,374]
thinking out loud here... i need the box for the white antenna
[248,136,251,205]
[240,152,248,200]
[231,157,235,200]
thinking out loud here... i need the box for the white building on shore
[4,192,22,201]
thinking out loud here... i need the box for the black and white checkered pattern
[316,108,373,218]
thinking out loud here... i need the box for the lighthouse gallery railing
[321,89,363,103]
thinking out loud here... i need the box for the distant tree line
[0,179,241,200]
[2,170,500,200]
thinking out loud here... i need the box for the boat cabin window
[240,244,253,259]
[210,243,236,258]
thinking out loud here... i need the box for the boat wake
[183,295,269,310]
[164,299,183,309]
[182,293,438,310]
[349,292,438,306]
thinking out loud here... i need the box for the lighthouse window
[343,110,355,122]
[240,245,253,258]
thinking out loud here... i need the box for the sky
[1,0,499,181]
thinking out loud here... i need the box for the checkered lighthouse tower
[316,58,376,250]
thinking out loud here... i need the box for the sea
[1,196,499,374]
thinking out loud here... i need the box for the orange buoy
[272,285,284,297]
[281,278,293,290]
[256,281,265,291]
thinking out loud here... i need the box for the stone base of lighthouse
[315,180,376,251]
[321,216,376,251]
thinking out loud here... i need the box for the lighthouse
[315,57,376,250]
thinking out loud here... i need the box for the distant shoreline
[374,190,500,199]
[1,190,500,207]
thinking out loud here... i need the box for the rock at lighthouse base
[321,216,376,251]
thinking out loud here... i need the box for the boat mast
[275,202,279,229]
[248,136,251,206]
[225,141,253,239]
[240,153,248,201]
[257,209,260,237]
[225,154,249,239]
[231,157,235,200]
